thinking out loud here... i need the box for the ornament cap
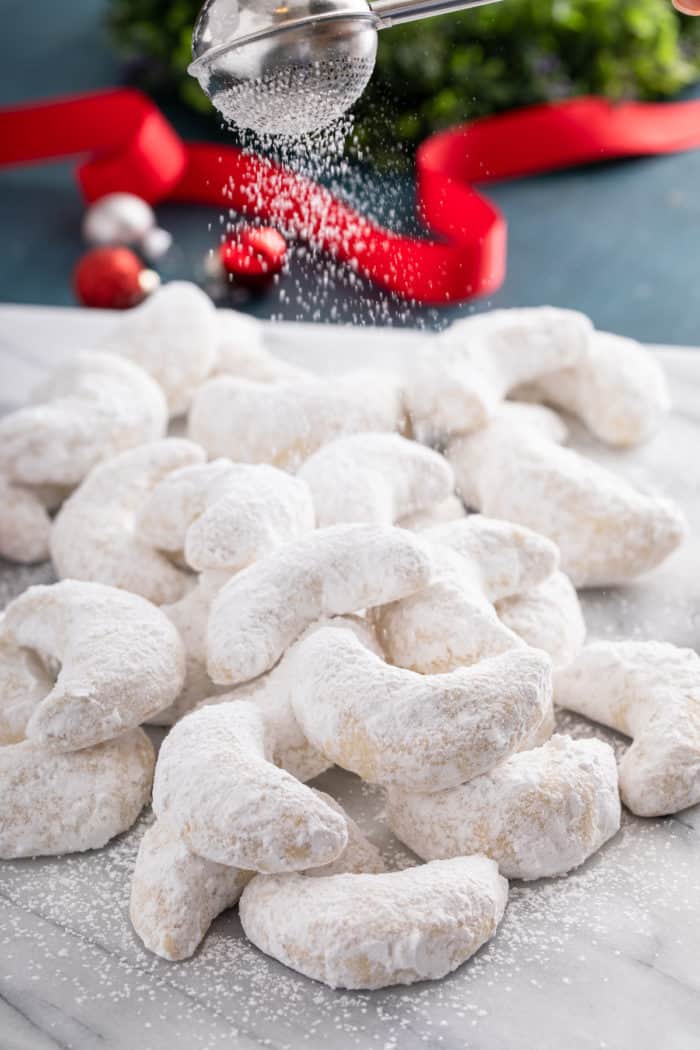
[138,268,162,296]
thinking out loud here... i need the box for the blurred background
[1,0,700,340]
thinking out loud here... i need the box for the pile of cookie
[1,286,697,991]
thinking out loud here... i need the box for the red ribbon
[2,88,700,304]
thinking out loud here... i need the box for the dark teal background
[1,0,699,340]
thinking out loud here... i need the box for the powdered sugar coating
[446,403,568,516]
[206,616,382,782]
[239,855,508,990]
[215,310,308,383]
[402,344,493,444]
[298,433,454,528]
[515,331,670,448]
[496,400,570,445]
[135,459,233,553]
[554,641,700,816]
[398,494,467,531]
[207,524,433,686]
[188,371,404,470]
[130,817,254,962]
[136,458,315,572]
[0,727,154,858]
[204,671,328,784]
[426,516,560,599]
[202,676,330,784]
[387,735,620,880]
[0,633,53,745]
[523,694,556,751]
[152,701,348,872]
[0,351,167,487]
[149,571,231,727]
[101,282,219,416]
[0,580,185,750]
[51,439,205,605]
[442,307,592,401]
[288,625,552,791]
[373,544,523,674]
[372,516,559,674]
[404,308,590,444]
[496,571,586,670]
[2,309,697,1021]
[0,479,52,564]
[447,416,686,587]
[158,575,358,739]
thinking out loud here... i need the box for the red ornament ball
[220,226,287,288]
[73,247,159,309]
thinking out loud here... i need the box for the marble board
[0,306,698,1050]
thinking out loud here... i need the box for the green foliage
[108,0,700,160]
[109,0,213,113]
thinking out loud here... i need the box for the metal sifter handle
[370,0,501,28]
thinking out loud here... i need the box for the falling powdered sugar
[213,116,438,328]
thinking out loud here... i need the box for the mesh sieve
[211,54,376,137]
[190,0,500,139]
[190,1,380,138]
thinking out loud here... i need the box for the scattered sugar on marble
[2,712,699,1047]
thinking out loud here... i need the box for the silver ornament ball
[83,193,156,247]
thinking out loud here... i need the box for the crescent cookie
[152,701,349,872]
[207,524,432,686]
[288,625,552,791]
[554,641,700,816]
[514,331,670,448]
[239,855,508,990]
[387,735,620,880]
[136,458,315,572]
[0,351,166,487]
[297,433,454,528]
[495,571,586,670]
[447,414,686,587]
[0,729,154,859]
[0,580,185,750]
[188,371,404,470]
[100,281,219,416]
[0,479,52,565]
[51,438,205,605]
[371,515,559,674]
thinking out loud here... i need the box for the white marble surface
[0,306,699,1050]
